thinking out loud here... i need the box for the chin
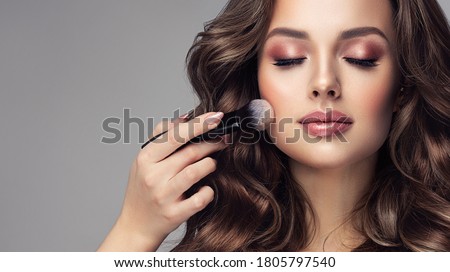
[296,153,355,170]
[282,141,367,169]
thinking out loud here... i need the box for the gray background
[0,0,448,251]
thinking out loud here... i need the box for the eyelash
[273,58,307,66]
[343,57,378,67]
[273,57,378,68]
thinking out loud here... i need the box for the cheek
[258,63,307,114]
[258,64,284,116]
[358,72,397,122]
[348,69,398,146]
[259,66,287,141]
[258,64,294,137]
[258,66,306,145]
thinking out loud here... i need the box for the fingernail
[173,109,194,121]
[179,113,189,119]
[205,112,224,125]
[180,109,194,119]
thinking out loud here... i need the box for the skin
[98,0,402,252]
[258,0,401,251]
[98,112,227,251]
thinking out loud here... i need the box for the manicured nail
[179,113,189,119]
[205,112,224,125]
[180,109,194,120]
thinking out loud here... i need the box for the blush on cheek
[363,82,397,130]
[370,87,391,109]
[258,68,286,109]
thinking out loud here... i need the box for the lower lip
[302,121,353,137]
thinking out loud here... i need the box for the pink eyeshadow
[342,40,386,59]
[265,42,308,59]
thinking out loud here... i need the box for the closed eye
[273,57,307,67]
[344,57,378,67]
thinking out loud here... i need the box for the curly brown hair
[173,0,450,251]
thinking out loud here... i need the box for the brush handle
[189,107,255,143]
[189,117,240,142]
[139,98,273,149]
[141,111,243,148]
[141,117,240,149]
[141,130,167,149]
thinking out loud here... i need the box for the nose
[309,60,341,100]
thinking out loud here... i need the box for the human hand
[98,112,226,251]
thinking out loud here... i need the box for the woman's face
[258,0,400,168]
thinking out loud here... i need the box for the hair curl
[172,0,450,251]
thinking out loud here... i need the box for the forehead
[268,0,396,41]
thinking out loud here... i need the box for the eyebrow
[265,26,389,42]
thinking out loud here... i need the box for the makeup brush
[141,99,274,148]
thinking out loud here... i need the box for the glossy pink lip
[299,110,354,137]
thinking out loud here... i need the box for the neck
[290,153,378,251]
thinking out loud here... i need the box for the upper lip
[299,110,354,124]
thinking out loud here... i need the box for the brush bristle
[247,99,274,131]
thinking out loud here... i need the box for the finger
[148,110,192,140]
[141,114,191,150]
[173,186,214,222]
[158,138,226,181]
[165,156,217,201]
[145,112,224,162]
